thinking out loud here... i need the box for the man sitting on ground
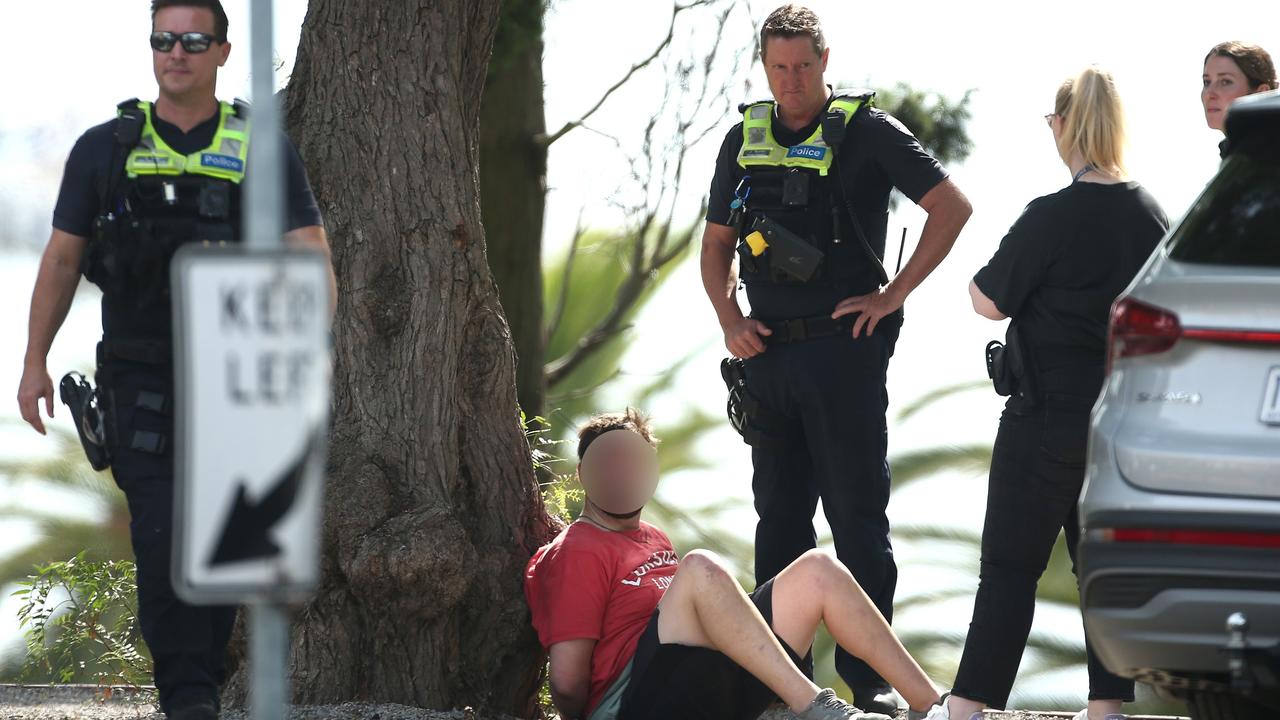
[524,409,951,720]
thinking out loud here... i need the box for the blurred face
[577,429,659,518]
[152,6,230,102]
[762,35,829,118]
[1202,54,1263,131]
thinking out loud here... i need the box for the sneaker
[795,688,893,720]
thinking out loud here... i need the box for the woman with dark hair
[927,67,1170,720]
[1202,41,1277,141]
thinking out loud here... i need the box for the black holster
[985,323,1038,405]
[59,372,112,471]
[720,357,799,449]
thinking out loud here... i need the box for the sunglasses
[150,31,219,54]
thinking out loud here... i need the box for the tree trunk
[223,1,556,714]
[479,0,548,420]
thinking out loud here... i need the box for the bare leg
[1088,699,1124,719]
[769,549,941,712]
[656,550,821,713]
[947,694,986,719]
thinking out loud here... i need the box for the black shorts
[618,577,814,720]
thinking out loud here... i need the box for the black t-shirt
[53,104,323,237]
[973,181,1169,393]
[707,98,948,318]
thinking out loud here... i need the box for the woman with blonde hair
[921,67,1170,720]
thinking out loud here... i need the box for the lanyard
[1072,164,1096,184]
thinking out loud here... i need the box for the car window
[1168,149,1280,268]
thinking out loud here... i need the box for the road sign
[171,246,330,605]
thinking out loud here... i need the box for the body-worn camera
[782,169,810,207]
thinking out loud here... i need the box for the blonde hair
[1054,66,1127,176]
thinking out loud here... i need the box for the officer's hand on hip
[724,316,772,359]
[17,363,55,435]
[833,285,906,339]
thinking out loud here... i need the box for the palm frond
[895,380,989,423]
[889,444,990,488]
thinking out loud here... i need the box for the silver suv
[1079,89,1280,720]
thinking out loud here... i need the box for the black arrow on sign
[208,436,315,567]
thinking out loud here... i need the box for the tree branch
[537,0,715,147]
[542,0,746,389]
[543,211,588,346]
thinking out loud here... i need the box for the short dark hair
[151,0,230,43]
[576,408,659,460]
[1205,41,1278,92]
[760,4,826,60]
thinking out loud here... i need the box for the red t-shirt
[525,520,679,715]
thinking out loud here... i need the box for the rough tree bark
[479,0,548,421]
[223,1,556,715]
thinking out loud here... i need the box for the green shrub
[12,551,152,689]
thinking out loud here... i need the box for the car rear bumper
[1079,511,1280,687]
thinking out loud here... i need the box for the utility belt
[97,338,173,366]
[758,313,855,345]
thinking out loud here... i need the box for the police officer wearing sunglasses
[702,5,972,713]
[16,2,333,718]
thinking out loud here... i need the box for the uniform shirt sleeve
[525,541,611,648]
[973,198,1057,317]
[282,136,323,231]
[706,124,744,227]
[865,109,948,204]
[52,125,113,238]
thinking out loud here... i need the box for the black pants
[620,577,812,720]
[951,393,1134,708]
[742,321,898,690]
[101,361,237,715]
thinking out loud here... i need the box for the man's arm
[284,225,337,318]
[18,229,88,435]
[548,638,596,720]
[832,178,972,337]
[700,221,772,358]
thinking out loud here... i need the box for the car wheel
[1185,690,1274,720]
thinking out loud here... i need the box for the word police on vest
[786,144,827,161]
[200,153,245,173]
[219,276,320,405]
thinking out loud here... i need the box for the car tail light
[1183,327,1280,344]
[1106,297,1280,373]
[1108,297,1181,371]
[1099,527,1280,549]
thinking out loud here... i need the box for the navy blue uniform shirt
[707,100,948,318]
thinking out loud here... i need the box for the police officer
[16,2,333,718]
[701,5,970,713]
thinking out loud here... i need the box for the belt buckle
[786,318,807,342]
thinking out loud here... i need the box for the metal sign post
[245,4,290,720]
[170,2,329,720]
